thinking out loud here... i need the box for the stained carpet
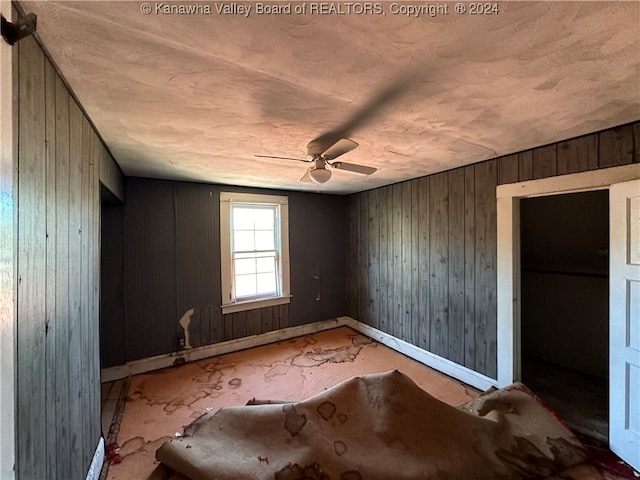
[102,327,635,479]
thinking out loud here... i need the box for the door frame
[496,163,640,388]
[0,3,16,478]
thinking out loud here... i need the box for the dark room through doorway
[520,189,609,443]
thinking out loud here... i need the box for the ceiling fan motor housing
[309,158,332,183]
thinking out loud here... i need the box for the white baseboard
[342,318,498,391]
[85,437,104,480]
[101,318,344,383]
[100,316,497,391]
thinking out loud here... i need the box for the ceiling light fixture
[309,167,332,184]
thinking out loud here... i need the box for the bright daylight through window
[220,192,290,314]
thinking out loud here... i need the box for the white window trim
[220,192,291,314]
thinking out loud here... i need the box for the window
[220,192,290,313]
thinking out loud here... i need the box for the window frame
[220,192,291,314]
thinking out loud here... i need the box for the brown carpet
[104,327,632,480]
[155,371,586,480]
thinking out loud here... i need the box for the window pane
[254,208,275,230]
[235,274,256,297]
[234,257,256,275]
[234,231,255,251]
[255,230,274,250]
[221,193,289,308]
[256,272,276,295]
[256,255,275,273]
[233,207,255,230]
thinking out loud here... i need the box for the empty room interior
[1,1,640,479]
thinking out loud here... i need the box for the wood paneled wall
[347,122,639,379]
[103,178,347,365]
[15,36,123,479]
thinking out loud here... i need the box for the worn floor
[101,327,636,480]
[103,327,477,479]
[522,357,609,443]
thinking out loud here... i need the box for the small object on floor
[105,442,122,465]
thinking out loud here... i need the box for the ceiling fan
[255,135,377,184]
[255,71,416,184]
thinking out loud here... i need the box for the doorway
[496,165,640,471]
[519,190,609,442]
[99,185,126,443]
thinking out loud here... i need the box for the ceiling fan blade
[321,138,359,160]
[300,167,313,183]
[331,161,377,175]
[255,154,309,163]
[306,131,343,157]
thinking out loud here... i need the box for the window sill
[221,295,292,315]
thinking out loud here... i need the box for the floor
[522,357,609,443]
[101,327,478,479]
[100,327,636,480]
[101,379,127,438]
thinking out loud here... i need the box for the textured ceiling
[23,1,640,194]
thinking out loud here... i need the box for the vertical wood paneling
[428,173,449,357]
[100,204,125,367]
[54,72,71,480]
[224,312,234,341]
[201,307,211,347]
[347,197,358,318]
[90,133,101,453]
[417,178,430,350]
[80,117,92,471]
[448,169,465,365]
[359,192,369,324]
[368,189,380,329]
[532,144,557,179]
[100,150,124,202]
[599,124,634,167]
[557,134,598,174]
[123,180,178,360]
[67,94,85,480]
[347,121,637,380]
[232,311,248,339]
[518,150,534,181]
[377,187,389,332]
[174,184,219,346]
[262,305,274,334]
[191,309,203,347]
[278,304,289,330]
[497,154,519,185]
[473,160,498,378]
[219,290,290,341]
[16,36,103,480]
[392,184,403,338]
[410,181,420,345]
[208,307,222,343]
[44,58,57,480]
[401,182,412,342]
[17,36,47,480]
[463,167,476,370]
[210,186,222,335]
[385,186,395,334]
[246,309,262,336]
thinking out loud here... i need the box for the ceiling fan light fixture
[309,167,332,184]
